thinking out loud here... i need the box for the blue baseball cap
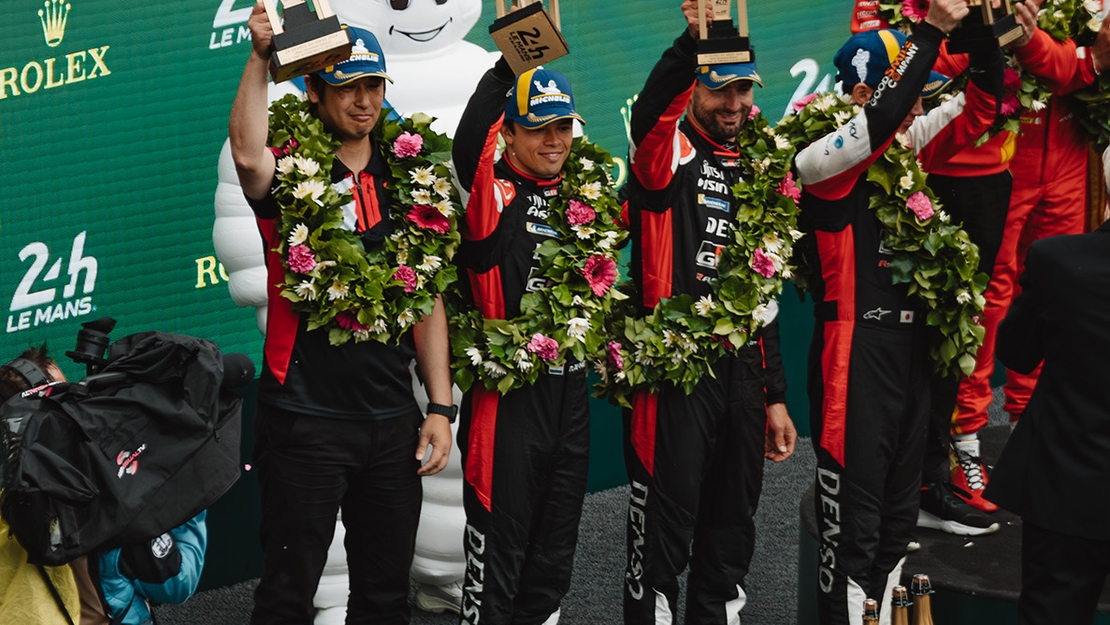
[696,61,764,89]
[834,29,950,98]
[504,68,585,129]
[316,27,392,86]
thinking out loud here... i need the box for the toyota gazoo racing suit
[621,28,788,625]
[793,22,999,625]
[452,57,590,625]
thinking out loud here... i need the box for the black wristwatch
[426,402,458,423]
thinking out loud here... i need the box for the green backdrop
[1,3,856,585]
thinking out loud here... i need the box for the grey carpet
[153,389,1009,625]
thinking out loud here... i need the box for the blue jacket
[97,512,207,625]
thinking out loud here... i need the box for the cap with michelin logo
[504,68,586,129]
[696,61,764,90]
[316,27,393,86]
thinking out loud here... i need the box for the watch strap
[426,402,458,423]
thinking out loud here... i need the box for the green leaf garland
[268,94,463,346]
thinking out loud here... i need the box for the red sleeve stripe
[630,85,694,192]
[464,115,507,241]
[639,209,674,309]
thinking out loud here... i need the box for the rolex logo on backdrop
[38,0,71,47]
[1,0,112,101]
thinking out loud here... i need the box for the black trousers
[458,365,590,625]
[809,322,930,625]
[1019,521,1110,625]
[924,170,1013,482]
[622,350,767,625]
[250,405,423,625]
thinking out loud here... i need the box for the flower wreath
[595,109,801,408]
[776,92,987,376]
[267,94,463,346]
[447,137,629,395]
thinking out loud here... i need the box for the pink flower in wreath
[336,311,371,331]
[791,93,818,113]
[583,255,618,297]
[393,132,423,158]
[748,104,761,120]
[393,265,417,293]
[566,199,597,226]
[907,191,935,220]
[607,341,624,370]
[287,244,316,274]
[751,248,777,278]
[407,205,450,234]
[777,172,801,205]
[999,68,1021,116]
[901,0,930,23]
[526,333,560,361]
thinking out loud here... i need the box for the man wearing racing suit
[621,3,796,624]
[452,59,593,625]
[793,0,1004,620]
[951,0,1110,506]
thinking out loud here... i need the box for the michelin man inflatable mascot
[213,1,494,621]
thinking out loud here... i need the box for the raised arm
[229,1,278,202]
[452,56,514,242]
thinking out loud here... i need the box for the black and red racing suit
[452,57,590,625]
[793,22,999,625]
[621,29,788,625]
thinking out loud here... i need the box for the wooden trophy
[696,0,755,66]
[261,0,354,83]
[489,0,569,75]
[947,0,1023,54]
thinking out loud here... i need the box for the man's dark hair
[0,345,56,404]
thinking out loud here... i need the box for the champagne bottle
[863,598,880,624]
[911,573,935,625]
[891,584,912,625]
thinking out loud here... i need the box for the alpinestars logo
[116,444,145,478]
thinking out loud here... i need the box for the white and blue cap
[504,68,586,129]
[697,61,763,89]
[834,29,950,98]
[316,27,393,86]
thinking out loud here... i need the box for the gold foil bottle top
[863,598,880,624]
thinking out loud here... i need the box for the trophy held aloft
[490,0,569,76]
[947,0,1023,54]
[696,0,755,66]
[262,0,353,83]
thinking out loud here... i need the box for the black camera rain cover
[0,331,242,566]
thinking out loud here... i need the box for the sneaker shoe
[950,439,999,513]
[918,481,1000,536]
[414,581,463,615]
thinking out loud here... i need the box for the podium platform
[798,425,1110,623]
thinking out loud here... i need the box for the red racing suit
[954,29,1098,433]
[794,21,999,625]
[621,29,788,625]
[452,57,590,625]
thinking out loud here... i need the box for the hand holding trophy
[260,0,353,82]
[947,0,1023,53]
[489,0,570,75]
